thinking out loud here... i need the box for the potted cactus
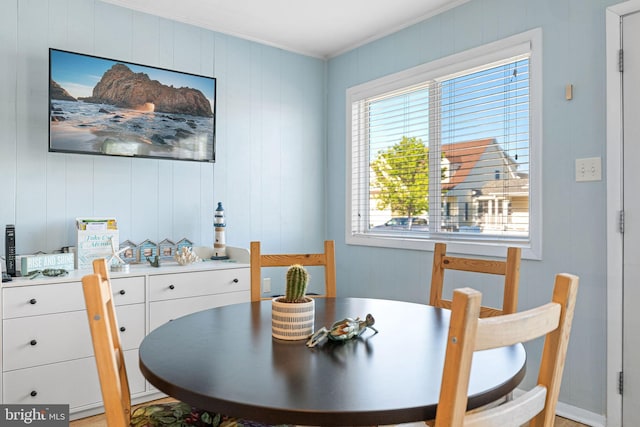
[271,264,315,341]
[283,264,310,303]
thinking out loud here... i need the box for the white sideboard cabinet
[0,247,250,420]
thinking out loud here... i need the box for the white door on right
[623,9,640,427]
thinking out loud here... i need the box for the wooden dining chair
[434,273,579,427]
[430,242,522,317]
[82,258,244,427]
[250,240,336,302]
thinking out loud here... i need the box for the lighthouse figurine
[212,202,229,260]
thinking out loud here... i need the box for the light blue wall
[0,0,326,257]
[327,0,617,417]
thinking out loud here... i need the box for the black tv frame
[49,48,216,163]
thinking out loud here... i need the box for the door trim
[607,2,640,426]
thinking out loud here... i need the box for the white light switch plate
[576,157,602,182]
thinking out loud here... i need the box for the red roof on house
[442,138,495,191]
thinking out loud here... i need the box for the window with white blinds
[346,29,541,257]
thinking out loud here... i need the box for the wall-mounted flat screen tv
[49,48,216,162]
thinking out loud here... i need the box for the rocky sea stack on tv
[79,63,213,117]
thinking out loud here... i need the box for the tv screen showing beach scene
[49,48,216,162]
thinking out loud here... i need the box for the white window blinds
[349,48,532,241]
[436,56,530,236]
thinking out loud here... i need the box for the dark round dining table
[139,297,526,426]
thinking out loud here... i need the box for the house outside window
[346,29,542,258]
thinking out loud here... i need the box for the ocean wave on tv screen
[50,100,214,161]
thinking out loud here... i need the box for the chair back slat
[260,253,328,267]
[464,386,547,427]
[475,303,560,351]
[250,240,336,302]
[440,256,507,275]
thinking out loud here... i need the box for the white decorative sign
[21,253,75,275]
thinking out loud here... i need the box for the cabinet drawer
[111,276,145,305]
[149,290,249,331]
[2,350,144,409]
[2,281,84,319]
[3,304,145,371]
[2,277,144,320]
[149,268,249,302]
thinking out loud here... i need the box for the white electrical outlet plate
[263,277,271,293]
[576,157,602,182]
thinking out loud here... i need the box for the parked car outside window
[371,217,429,232]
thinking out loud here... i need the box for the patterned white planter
[271,297,315,341]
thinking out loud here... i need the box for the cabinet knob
[169,284,175,290]
[233,278,239,283]
[120,326,126,332]
[30,339,37,346]
[119,289,126,295]
[30,390,37,397]
[29,298,37,305]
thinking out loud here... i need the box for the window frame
[345,28,542,259]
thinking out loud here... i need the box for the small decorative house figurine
[176,238,193,253]
[138,239,157,261]
[158,238,176,260]
[120,240,138,263]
